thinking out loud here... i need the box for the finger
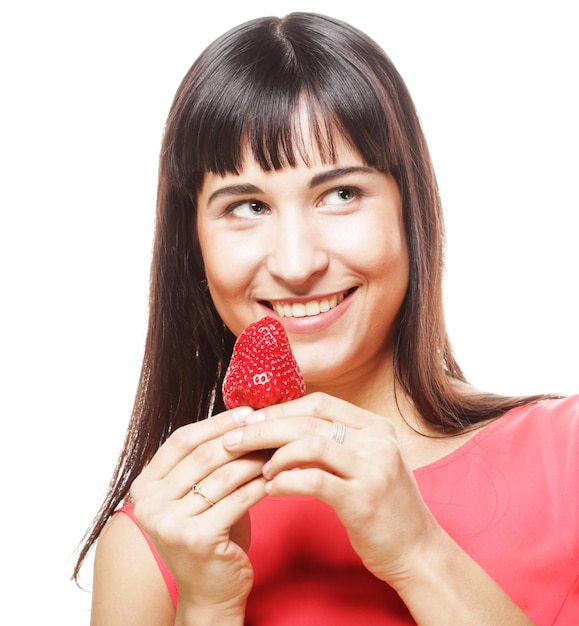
[256,392,375,430]
[223,408,367,457]
[161,436,239,501]
[134,456,268,544]
[187,452,270,512]
[195,474,268,532]
[222,413,331,453]
[134,477,264,563]
[139,406,254,481]
[265,466,344,504]
[263,436,358,481]
[137,433,264,504]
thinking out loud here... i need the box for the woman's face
[196,132,409,389]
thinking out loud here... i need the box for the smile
[269,290,353,318]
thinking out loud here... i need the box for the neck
[306,352,422,436]
[305,355,470,469]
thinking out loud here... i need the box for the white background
[1,1,576,624]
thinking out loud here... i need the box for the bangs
[191,85,347,175]
[164,15,404,191]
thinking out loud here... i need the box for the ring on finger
[330,420,346,445]
[191,483,215,507]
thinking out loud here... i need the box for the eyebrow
[207,184,262,204]
[206,166,377,204]
[309,166,376,188]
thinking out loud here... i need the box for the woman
[74,12,578,625]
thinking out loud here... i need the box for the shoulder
[502,394,579,440]
[90,508,175,626]
[490,395,579,480]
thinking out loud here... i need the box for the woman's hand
[222,393,535,625]
[129,406,268,623]
[221,392,436,587]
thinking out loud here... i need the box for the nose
[266,211,329,287]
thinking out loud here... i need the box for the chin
[300,361,351,388]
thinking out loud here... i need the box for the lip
[259,288,357,332]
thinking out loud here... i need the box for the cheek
[346,216,408,281]
[201,243,226,289]
[198,227,262,306]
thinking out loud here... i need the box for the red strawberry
[222,317,306,409]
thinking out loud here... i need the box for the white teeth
[305,301,320,316]
[273,292,346,318]
[292,303,307,317]
[319,298,331,313]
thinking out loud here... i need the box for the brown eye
[321,187,359,206]
[230,199,269,218]
[337,188,355,201]
[248,201,267,215]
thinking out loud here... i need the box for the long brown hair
[73,12,555,581]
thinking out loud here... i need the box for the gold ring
[330,420,346,445]
[191,483,215,507]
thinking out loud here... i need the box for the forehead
[201,132,365,194]
[194,102,371,198]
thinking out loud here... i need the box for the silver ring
[191,483,215,507]
[330,420,346,445]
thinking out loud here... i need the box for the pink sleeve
[116,503,179,608]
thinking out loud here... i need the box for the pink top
[118,395,579,624]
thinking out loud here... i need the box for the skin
[196,136,409,399]
[90,130,535,625]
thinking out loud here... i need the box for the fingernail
[231,406,253,424]
[262,460,271,478]
[246,410,265,424]
[223,429,244,446]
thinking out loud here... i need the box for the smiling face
[196,133,409,392]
